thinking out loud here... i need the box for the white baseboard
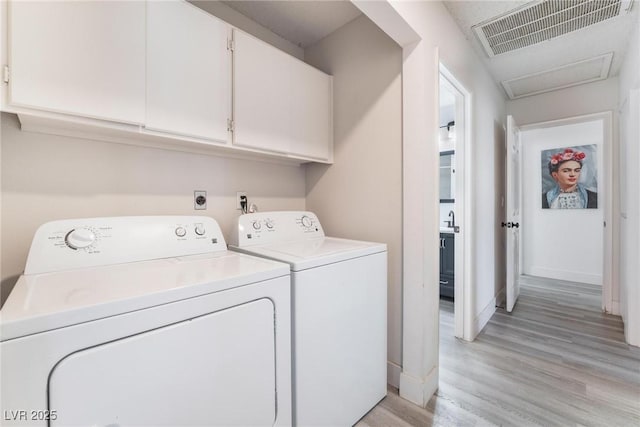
[495,289,506,308]
[399,367,438,407]
[611,300,621,316]
[387,361,401,389]
[529,266,602,285]
[471,297,496,339]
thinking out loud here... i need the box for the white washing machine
[0,216,291,427]
[229,211,387,427]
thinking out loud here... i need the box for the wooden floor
[357,276,640,426]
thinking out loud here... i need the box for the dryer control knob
[195,223,205,236]
[175,227,187,237]
[252,221,262,230]
[265,220,274,229]
[65,228,96,249]
[301,215,313,228]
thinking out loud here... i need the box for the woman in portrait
[542,148,597,209]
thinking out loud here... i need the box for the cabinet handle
[440,280,449,285]
[442,239,446,248]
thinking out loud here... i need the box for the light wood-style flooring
[357,276,640,426]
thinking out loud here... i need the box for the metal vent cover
[473,0,633,57]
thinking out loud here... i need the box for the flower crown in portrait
[549,148,586,165]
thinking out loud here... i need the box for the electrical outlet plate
[236,191,247,210]
[194,191,207,210]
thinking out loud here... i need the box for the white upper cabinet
[233,29,332,161]
[8,0,145,124]
[146,1,231,143]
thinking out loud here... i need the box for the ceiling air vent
[473,0,633,57]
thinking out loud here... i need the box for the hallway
[358,277,640,426]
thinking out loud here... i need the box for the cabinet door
[233,29,332,161]
[442,234,455,278]
[146,1,230,143]
[8,0,145,124]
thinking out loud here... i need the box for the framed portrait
[541,144,598,209]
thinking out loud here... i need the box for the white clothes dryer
[229,211,387,427]
[1,216,291,427]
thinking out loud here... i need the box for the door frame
[519,111,614,312]
[439,64,473,340]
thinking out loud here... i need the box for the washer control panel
[25,216,224,275]
[232,211,324,247]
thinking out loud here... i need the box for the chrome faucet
[446,210,455,228]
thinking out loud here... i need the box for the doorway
[438,65,471,340]
[504,112,613,313]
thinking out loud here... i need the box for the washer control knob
[252,221,262,230]
[195,223,205,236]
[301,215,312,228]
[65,228,96,249]
[265,220,274,229]
[175,227,187,237]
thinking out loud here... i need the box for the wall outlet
[236,191,247,210]
[194,191,207,210]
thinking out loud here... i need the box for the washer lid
[231,237,386,271]
[0,251,289,341]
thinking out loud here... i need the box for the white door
[506,115,522,312]
[233,29,332,161]
[146,0,230,142]
[49,300,277,426]
[8,1,145,124]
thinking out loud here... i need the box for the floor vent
[473,0,632,57]
[501,52,613,99]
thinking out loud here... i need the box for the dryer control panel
[231,211,325,247]
[25,216,226,274]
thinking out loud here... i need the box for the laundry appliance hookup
[236,191,247,211]
[194,191,207,210]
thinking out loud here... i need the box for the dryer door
[49,298,276,426]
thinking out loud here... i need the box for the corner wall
[0,113,306,305]
[617,18,640,346]
[303,15,403,385]
[354,0,507,406]
[388,1,508,335]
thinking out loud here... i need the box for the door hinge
[227,38,235,52]
[3,65,9,84]
[227,119,235,132]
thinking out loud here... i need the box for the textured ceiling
[443,1,639,97]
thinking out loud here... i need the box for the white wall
[0,112,306,304]
[189,1,304,60]
[521,120,605,285]
[617,19,640,346]
[302,15,403,385]
[508,78,620,125]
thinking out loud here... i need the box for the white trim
[398,368,438,408]
[611,301,620,316]
[472,297,496,338]
[528,266,602,286]
[495,289,506,308]
[439,65,473,342]
[519,111,614,314]
[501,53,613,100]
[387,361,401,389]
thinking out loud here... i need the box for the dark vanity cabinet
[439,232,455,299]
